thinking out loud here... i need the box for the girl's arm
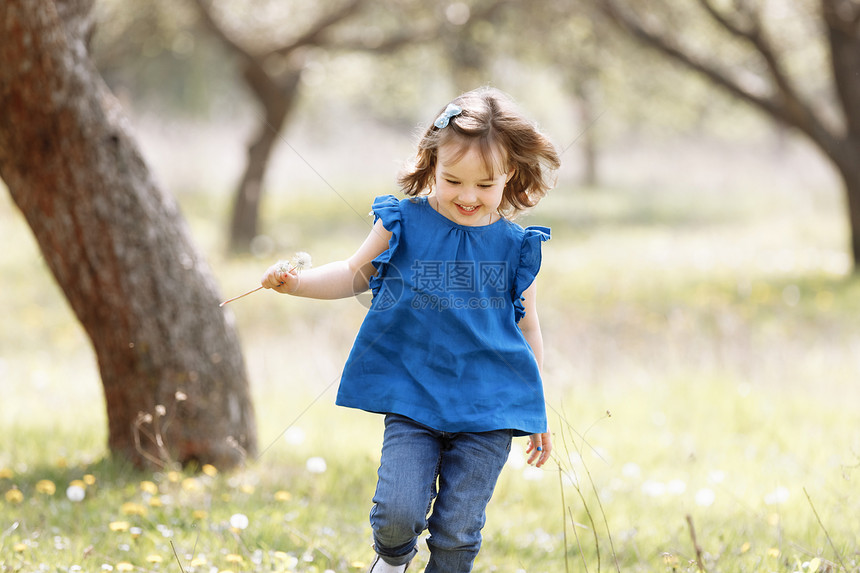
[261,218,392,299]
[519,281,553,468]
[518,281,544,370]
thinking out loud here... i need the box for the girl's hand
[526,431,552,468]
[261,262,299,294]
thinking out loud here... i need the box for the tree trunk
[833,150,860,268]
[227,65,301,254]
[822,0,860,267]
[0,0,257,469]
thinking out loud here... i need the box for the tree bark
[0,0,257,469]
[227,63,301,254]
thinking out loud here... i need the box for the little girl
[261,87,560,572]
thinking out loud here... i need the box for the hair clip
[433,103,462,129]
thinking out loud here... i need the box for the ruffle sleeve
[368,195,403,299]
[513,225,551,323]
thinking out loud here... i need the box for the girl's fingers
[526,433,552,468]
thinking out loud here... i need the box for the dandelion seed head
[695,488,716,507]
[274,260,291,275]
[66,484,86,502]
[229,513,250,530]
[175,390,188,402]
[306,457,327,474]
[155,404,166,416]
[292,251,312,270]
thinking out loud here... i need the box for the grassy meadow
[1,132,859,573]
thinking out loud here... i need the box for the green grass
[2,158,860,572]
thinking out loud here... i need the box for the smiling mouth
[456,204,479,213]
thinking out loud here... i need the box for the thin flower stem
[219,285,264,307]
[219,261,301,307]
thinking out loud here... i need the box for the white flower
[155,405,167,416]
[695,488,716,507]
[229,513,250,530]
[292,252,312,271]
[175,390,188,402]
[306,457,327,474]
[66,485,86,502]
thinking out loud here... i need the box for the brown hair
[398,87,560,219]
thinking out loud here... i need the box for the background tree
[588,0,860,269]
[0,0,256,469]
[193,0,523,254]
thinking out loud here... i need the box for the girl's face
[433,141,511,226]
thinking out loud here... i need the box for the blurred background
[2,1,859,569]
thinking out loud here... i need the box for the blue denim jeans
[370,414,513,572]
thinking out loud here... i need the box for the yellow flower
[201,464,218,477]
[767,548,781,558]
[148,496,163,507]
[181,478,201,492]
[36,480,56,495]
[140,481,158,495]
[83,474,96,486]
[69,479,87,490]
[274,490,292,502]
[740,541,751,554]
[116,562,134,572]
[190,557,207,567]
[167,471,182,483]
[121,502,148,516]
[109,521,131,532]
[225,554,244,564]
[0,468,14,479]
[192,510,208,520]
[13,542,27,552]
[146,555,163,564]
[239,484,255,494]
[5,489,23,504]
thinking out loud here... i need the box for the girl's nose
[459,187,477,202]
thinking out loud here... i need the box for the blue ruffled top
[336,195,550,436]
